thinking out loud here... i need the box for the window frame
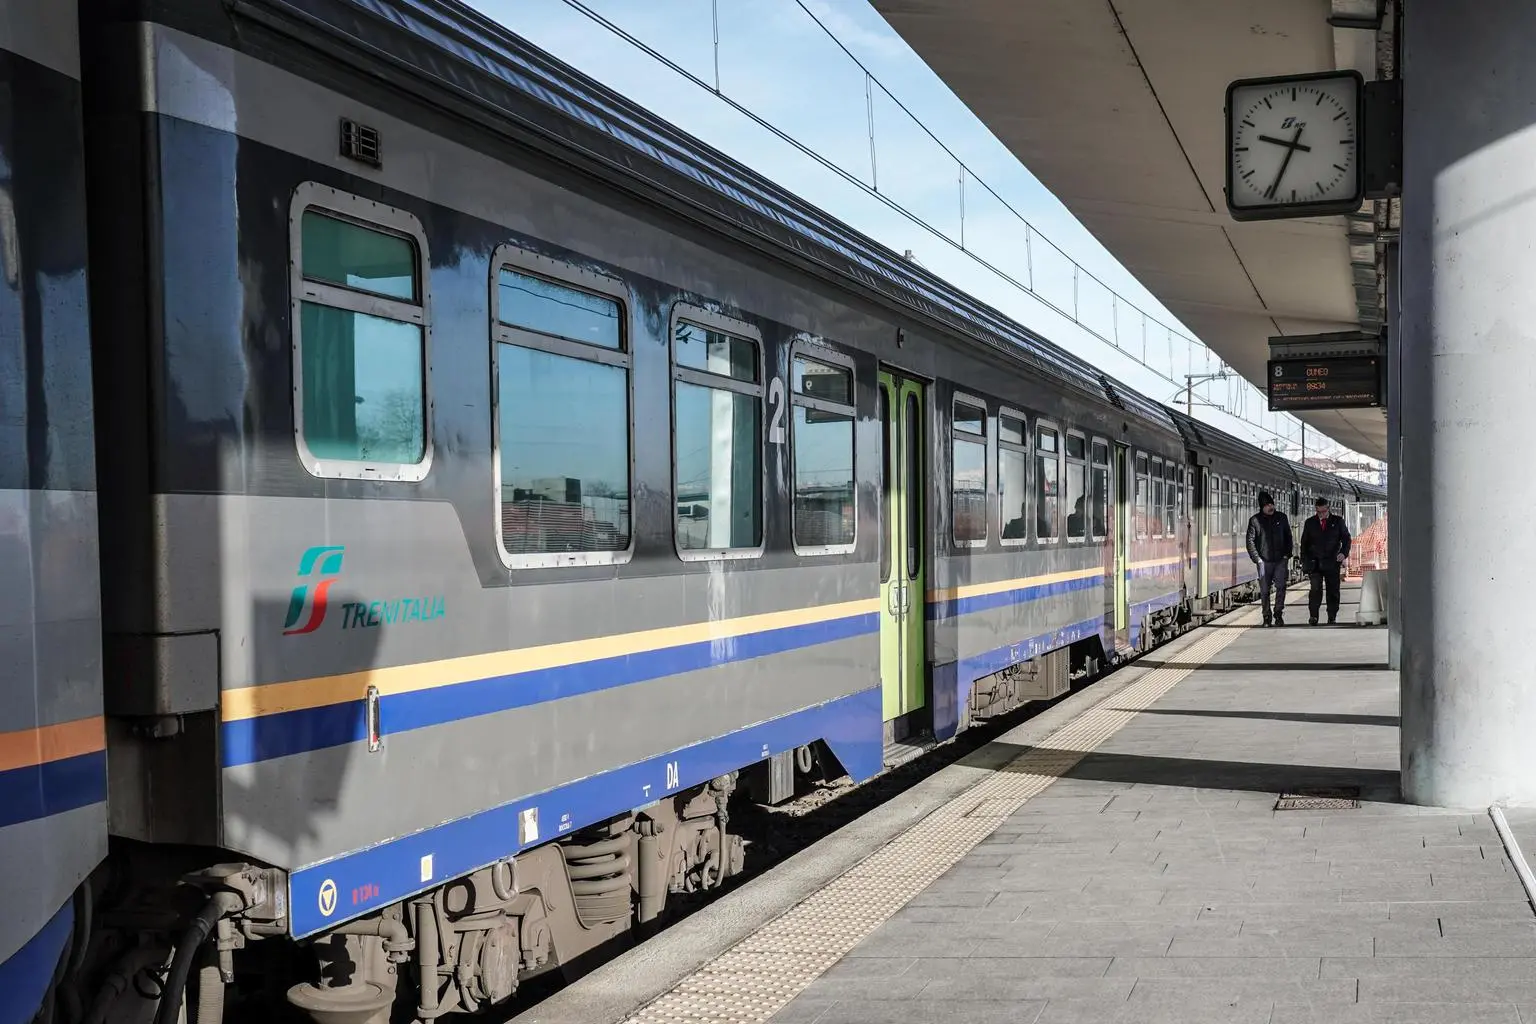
[1176,464,1186,536]
[289,181,434,482]
[1089,438,1110,542]
[668,303,767,562]
[789,341,858,557]
[1064,429,1088,544]
[1151,457,1165,538]
[1034,418,1063,545]
[950,391,990,549]
[996,406,1030,549]
[1163,460,1177,537]
[488,244,636,569]
[1134,451,1150,540]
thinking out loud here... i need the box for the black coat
[1299,514,1351,572]
[1245,511,1293,564]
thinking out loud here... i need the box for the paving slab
[757,586,1536,1023]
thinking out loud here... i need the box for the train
[0,0,1386,1021]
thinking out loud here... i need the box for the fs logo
[283,545,345,636]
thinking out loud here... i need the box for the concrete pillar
[1399,0,1536,806]
[1384,243,1400,672]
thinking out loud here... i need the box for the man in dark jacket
[1299,497,1352,625]
[1246,491,1293,627]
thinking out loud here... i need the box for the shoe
[1274,616,1285,627]
[1327,616,1337,625]
[1309,618,1319,626]
[1262,618,1272,628]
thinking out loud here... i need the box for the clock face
[1227,73,1361,215]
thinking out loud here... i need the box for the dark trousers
[1259,561,1287,622]
[1308,565,1342,621]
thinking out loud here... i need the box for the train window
[1134,452,1149,539]
[1090,440,1109,541]
[491,251,632,564]
[499,270,622,349]
[879,388,891,583]
[1175,465,1186,534]
[1065,432,1087,542]
[1036,424,1061,542]
[291,185,431,481]
[952,398,987,545]
[791,354,856,553]
[1163,463,1176,536]
[998,411,1028,545]
[905,394,921,578]
[671,309,763,555]
[1151,459,1165,538]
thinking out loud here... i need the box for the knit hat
[1258,490,1273,507]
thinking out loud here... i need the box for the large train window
[1065,433,1087,542]
[952,397,987,546]
[490,247,632,566]
[670,305,764,557]
[1035,423,1061,543]
[790,350,856,554]
[1089,440,1110,541]
[1163,463,1176,536]
[998,411,1028,545]
[1151,458,1165,538]
[1175,465,1186,533]
[1134,452,1149,539]
[290,183,431,481]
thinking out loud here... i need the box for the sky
[470,0,1379,472]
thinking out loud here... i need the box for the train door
[1112,442,1130,644]
[878,370,927,726]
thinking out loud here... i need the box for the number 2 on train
[767,375,786,444]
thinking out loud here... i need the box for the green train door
[1112,443,1130,642]
[878,371,926,725]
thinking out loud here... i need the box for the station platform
[519,584,1536,1024]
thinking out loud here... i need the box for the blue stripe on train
[0,752,106,829]
[0,896,72,1024]
[285,686,883,938]
[927,573,1102,622]
[223,611,880,768]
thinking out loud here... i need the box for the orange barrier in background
[1345,516,1389,579]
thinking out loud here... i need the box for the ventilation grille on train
[340,118,382,168]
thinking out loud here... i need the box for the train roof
[237,0,1177,428]
[1165,407,1293,478]
[237,0,1384,499]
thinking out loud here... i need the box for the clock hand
[1258,134,1312,153]
[1264,125,1306,200]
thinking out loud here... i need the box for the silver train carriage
[0,0,107,1020]
[1,0,1385,1021]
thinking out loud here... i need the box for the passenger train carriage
[0,0,1385,1020]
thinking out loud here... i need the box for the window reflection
[498,345,630,554]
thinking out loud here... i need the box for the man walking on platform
[1246,491,1292,627]
[1300,497,1351,625]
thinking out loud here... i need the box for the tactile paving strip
[624,613,1256,1024]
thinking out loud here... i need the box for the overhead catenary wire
[550,0,1367,465]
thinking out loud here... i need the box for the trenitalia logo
[283,545,345,636]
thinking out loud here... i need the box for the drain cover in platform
[1275,787,1360,810]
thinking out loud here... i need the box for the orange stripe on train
[0,717,106,774]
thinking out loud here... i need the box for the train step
[882,737,932,770]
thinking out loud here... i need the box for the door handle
[888,583,902,617]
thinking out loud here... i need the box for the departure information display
[1267,355,1381,411]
